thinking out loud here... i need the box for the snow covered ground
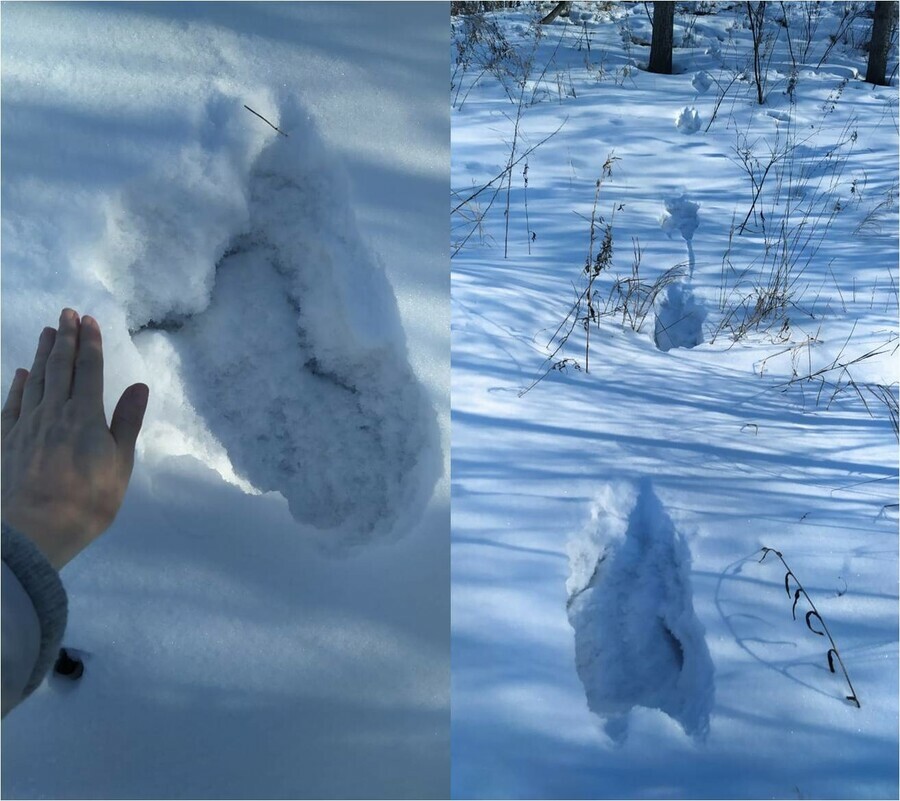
[2,3,448,798]
[451,3,898,799]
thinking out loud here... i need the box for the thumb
[110,383,149,470]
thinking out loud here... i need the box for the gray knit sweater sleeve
[1,524,68,710]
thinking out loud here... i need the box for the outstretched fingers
[1,369,29,438]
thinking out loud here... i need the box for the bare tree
[648,2,675,74]
[747,1,768,104]
[866,1,898,86]
[540,1,571,25]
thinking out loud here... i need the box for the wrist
[0,513,83,571]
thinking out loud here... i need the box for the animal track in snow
[96,101,439,552]
[675,106,702,134]
[654,281,707,352]
[567,480,714,743]
[691,71,712,94]
[655,194,707,351]
[659,194,699,246]
[766,109,791,124]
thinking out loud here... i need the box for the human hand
[1,309,149,569]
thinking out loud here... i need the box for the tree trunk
[648,2,675,74]
[866,1,897,86]
[747,1,767,104]
[540,1,571,25]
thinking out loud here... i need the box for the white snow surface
[2,3,448,798]
[452,3,897,799]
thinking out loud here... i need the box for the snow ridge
[567,480,714,743]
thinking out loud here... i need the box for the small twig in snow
[758,547,860,708]
[244,105,288,137]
